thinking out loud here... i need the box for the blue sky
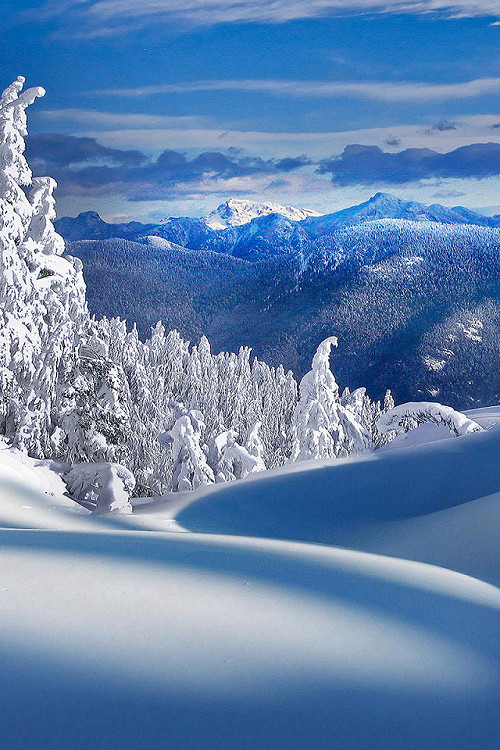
[2,0,500,220]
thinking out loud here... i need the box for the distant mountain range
[59,193,500,409]
[56,193,500,245]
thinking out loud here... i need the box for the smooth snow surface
[1,413,500,749]
[177,408,500,576]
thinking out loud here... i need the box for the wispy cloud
[17,0,500,35]
[39,108,210,130]
[69,113,500,160]
[91,76,500,102]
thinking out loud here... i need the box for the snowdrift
[1,414,500,749]
[177,411,500,560]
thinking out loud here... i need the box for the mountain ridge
[58,192,500,409]
[56,193,500,248]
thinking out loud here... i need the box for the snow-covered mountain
[55,193,500,246]
[302,192,500,236]
[55,210,157,241]
[204,198,321,230]
[66,217,500,408]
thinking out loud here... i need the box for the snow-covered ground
[1,412,500,749]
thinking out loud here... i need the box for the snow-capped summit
[205,198,321,230]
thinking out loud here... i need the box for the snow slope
[1,415,500,749]
[177,407,500,574]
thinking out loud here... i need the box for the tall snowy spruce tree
[0,77,87,456]
[0,75,480,505]
[290,337,372,461]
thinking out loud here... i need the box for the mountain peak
[78,210,102,218]
[205,199,321,230]
[370,192,399,203]
[76,210,107,225]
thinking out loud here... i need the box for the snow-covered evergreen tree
[290,337,370,462]
[57,346,132,466]
[163,405,215,492]
[207,428,238,483]
[340,386,395,449]
[209,422,267,484]
[63,462,135,515]
[377,401,482,438]
[0,76,87,456]
[244,422,266,473]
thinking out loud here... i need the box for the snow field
[1,417,500,748]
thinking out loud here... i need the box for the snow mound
[0,439,89,529]
[2,418,500,748]
[205,198,321,230]
[377,400,483,437]
[0,526,499,750]
[176,412,500,571]
[342,490,500,585]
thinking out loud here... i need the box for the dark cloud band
[26,133,500,201]
[26,133,309,201]
[319,142,500,185]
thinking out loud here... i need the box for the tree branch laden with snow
[377,401,483,438]
[63,462,135,514]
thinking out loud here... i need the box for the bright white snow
[205,198,321,229]
[1,409,500,749]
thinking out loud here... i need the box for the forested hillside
[66,218,500,409]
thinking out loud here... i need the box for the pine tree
[165,405,215,491]
[0,76,87,456]
[377,401,482,438]
[290,337,369,461]
[244,421,266,474]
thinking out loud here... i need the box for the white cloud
[68,113,500,159]
[18,0,500,34]
[39,108,210,130]
[91,76,500,102]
